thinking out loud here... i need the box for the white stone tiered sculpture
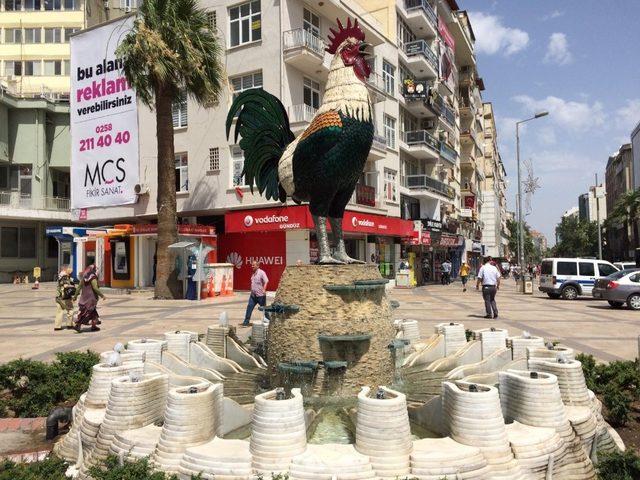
[164,331,195,362]
[508,333,545,360]
[435,322,467,356]
[399,319,421,346]
[126,339,167,363]
[84,362,144,407]
[473,327,508,358]
[204,325,228,357]
[410,436,491,479]
[179,437,253,480]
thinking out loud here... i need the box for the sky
[459,0,640,244]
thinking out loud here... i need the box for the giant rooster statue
[226,18,373,264]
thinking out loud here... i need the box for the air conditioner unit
[134,183,149,195]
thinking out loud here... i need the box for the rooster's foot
[318,255,346,265]
[332,252,364,264]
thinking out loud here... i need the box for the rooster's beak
[359,42,373,57]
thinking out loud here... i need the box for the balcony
[404,175,455,200]
[439,142,457,165]
[288,104,317,133]
[369,133,387,160]
[401,130,440,160]
[283,29,329,79]
[402,40,438,78]
[0,191,71,220]
[433,95,456,132]
[351,183,377,207]
[401,0,438,38]
[365,72,387,103]
[458,95,476,117]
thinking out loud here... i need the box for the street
[1,279,637,364]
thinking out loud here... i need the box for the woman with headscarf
[73,264,106,332]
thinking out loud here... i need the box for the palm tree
[117,0,224,298]
[605,189,640,253]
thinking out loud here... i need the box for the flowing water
[307,408,355,444]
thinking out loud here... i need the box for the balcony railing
[372,134,387,150]
[440,142,457,164]
[404,40,438,71]
[288,104,317,124]
[283,28,324,56]
[353,184,377,207]
[404,175,455,199]
[0,191,70,211]
[404,0,437,27]
[434,95,456,126]
[404,130,440,152]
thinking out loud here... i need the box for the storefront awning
[132,224,216,237]
[46,226,87,240]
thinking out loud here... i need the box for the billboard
[70,16,139,209]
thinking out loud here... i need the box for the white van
[539,258,619,299]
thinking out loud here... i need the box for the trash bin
[523,274,533,294]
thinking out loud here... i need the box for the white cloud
[541,10,564,21]
[468,12,529,56]
[536,126,557,146]
[512,95,605,132]
[615,99,640,133]
[544,33,572,65]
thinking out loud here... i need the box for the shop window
[172,90,187,128]
[19,227,36,258]
[229,0,261,47]
[47,236,58,258]
[231,145,245,186]
[0,227,18,257]
[384,114,396,150]
[230,71,263,100]
[382,60,395,96]
[384,169,397,203]
[303,77,320,110]
[209,147,220,171]
[175,153,188,192]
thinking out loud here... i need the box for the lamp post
[516,111,548,290]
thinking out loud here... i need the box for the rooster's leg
[313,215,342,264]
[329,217,364,264]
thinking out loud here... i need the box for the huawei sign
[227,252,243,269]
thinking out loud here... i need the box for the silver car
[592,269,640,309]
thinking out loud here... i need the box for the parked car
[539,257,619,300]
[592,269,640,309]
[613,261,636,270]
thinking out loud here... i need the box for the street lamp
[516,111,548,290]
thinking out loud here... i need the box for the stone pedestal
[267,265,396,394]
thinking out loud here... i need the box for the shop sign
[402,79,430,99]
[464,195,475,208]
[421,230,431,246]
[459,208,473,218]
[472,240,482,253]
[343,211,415,236]
[438,233,463,248]
[421,218,442,231]
[132,224,216,236]
[225,205,311,233]
[70,17,139,209]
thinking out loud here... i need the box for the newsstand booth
[46,226,89,278]
[220,205,417,291]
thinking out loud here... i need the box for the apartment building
[605,143,634,260]
[480,102,508,258]
[0,0,84,97]
[0,86,72,281]
[578,185,606,224]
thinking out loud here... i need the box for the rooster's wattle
[226,18,373,264]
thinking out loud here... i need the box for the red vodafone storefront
[219,205,417,290]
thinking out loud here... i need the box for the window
[44,60,62,76]
[6,28,22,43]
[383,115,396,150]
[171,91,187,128]
[119,0,136,10]
[303,77,320,110]
[4,0,22,10]
[382,60,395,96]
[43,0,61,9]
[23,60,41,76]
[44,28,62,43]
[396,17,415,50]
[209,147,220,171]
[303,8,320,36]
[19,166,32,196]
[1,227,18,258]
[25,0,41,9]
[0,166,7,189]
[578,262,594,277]
[63,0,75,8]
[24,28,41,43]
[540,261,552,275]
[19,227,36,258]
[64,27,79,41]
[556,261,577,276]
[175,153,188,192]
[230,71,263,99]
[399,63,413,84]
[63,59,70,74]
[47,236,58,258]
[231,146,244,186]
[207,11,217,31]
[598,263,617,277]
[4,61,22,76]
[384,169,397,202]
[229,0,261,47]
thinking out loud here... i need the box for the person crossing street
[476,256,501,319]
[460,261,471,292]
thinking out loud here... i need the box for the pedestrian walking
[476,256,501,319]
[242,261,269,327]
[54,265,76,331]
[459,261,471,292]
[73,264,106,333]
[441,259,452,285]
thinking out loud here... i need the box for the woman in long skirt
[73,265,106,333]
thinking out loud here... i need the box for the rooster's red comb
[325,17,365,54]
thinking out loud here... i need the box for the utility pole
[595,173,603,260]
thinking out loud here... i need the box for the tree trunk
[154,85,179,299]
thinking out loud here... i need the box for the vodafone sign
[343,211,414,236]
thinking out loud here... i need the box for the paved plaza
[0,279,637,363]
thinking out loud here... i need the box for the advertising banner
[70,16,139,209]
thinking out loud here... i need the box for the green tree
[553,216,599,258]
[117,0,224,298]
[605,188,640,252]
[507,219,536,263]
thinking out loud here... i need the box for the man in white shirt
[441,259,452,285]
[476,256,501,319]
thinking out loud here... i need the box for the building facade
[577,185,606,224]
[0,0,84,97]
[632,121,640,190]
[0,86,72,282]
[605,143,634,261]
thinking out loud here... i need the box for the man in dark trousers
[476,256,501,319]
[242,260,269,327]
